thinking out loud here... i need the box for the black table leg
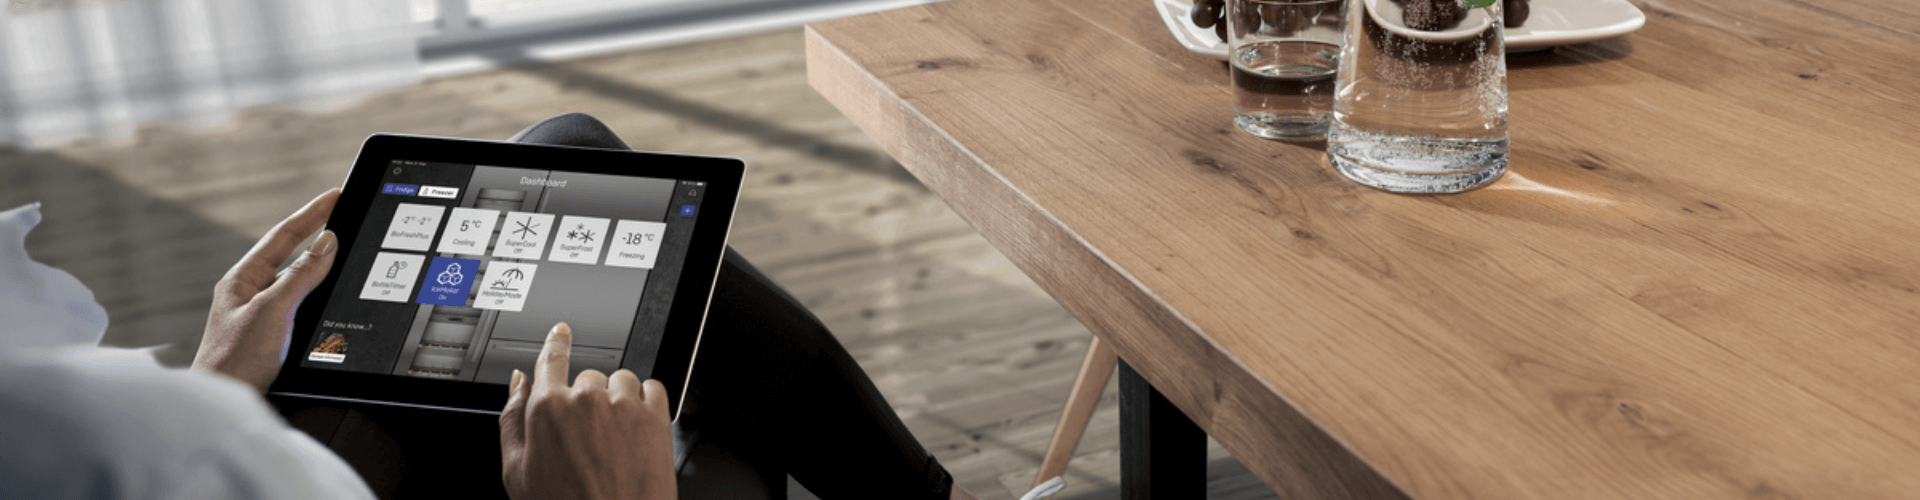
[1119,359,1205,500]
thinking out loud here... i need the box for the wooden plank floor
[0,28,1279,500]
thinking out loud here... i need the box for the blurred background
[0,0,1276,498]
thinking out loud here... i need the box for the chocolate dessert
[314,333,347,354]
[1401,0,1466,31]
[1504,0,1529,27]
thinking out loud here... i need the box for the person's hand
[500,323,677,500]
[192,189,340,393]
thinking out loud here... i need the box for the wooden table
[805,0,1920,498]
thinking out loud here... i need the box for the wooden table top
[805,0,1920,498]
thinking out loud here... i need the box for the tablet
[269,134,743,418]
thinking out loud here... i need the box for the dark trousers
[277,113,953,500]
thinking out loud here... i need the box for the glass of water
[1328,0,1508,193]
[1229,0,1347,140]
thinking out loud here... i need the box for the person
[0,114,989,500]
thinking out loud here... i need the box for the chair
[1030,336,1119,499]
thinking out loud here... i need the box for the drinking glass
[1327,0,1508,193]
[1229,0,1347,140]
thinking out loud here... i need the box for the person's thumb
[261,231,337,306]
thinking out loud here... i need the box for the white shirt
[0,203,375,500]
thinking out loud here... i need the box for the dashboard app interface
[304,161,709,383]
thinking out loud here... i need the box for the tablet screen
[300,159,710,385]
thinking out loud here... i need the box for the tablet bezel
[269,134,742,417]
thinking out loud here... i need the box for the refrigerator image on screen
[389,166,678,383]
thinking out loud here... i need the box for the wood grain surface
[806,0,1920,498]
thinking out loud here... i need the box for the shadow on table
[1509,37,1635,70]
[1283,140,1328,153]
[1507,37,1637,92]
[1426,143,1805,267]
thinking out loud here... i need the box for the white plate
[1154,0,1646,59]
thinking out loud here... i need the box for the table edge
[804,18,1416,500]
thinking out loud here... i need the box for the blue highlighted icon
[417,256,479,306]
[678,205,696,217]
[382,183,419,196]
